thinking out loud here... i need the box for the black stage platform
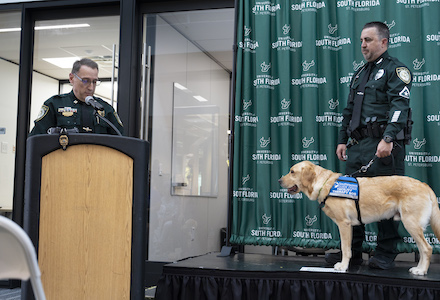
[155,252,440,300]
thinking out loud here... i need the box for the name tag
[328,176,359,200]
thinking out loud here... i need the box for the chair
[0,215,46,300]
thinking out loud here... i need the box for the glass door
[0,10,21,217]
[142,9,234,262]
[30,15,120,130]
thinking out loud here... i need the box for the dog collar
[317,175,332,202]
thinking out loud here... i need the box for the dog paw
[409,267,427,276]
[334,262,348,272]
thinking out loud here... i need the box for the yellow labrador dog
[278,160,440,275]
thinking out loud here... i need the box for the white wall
[0,59,19,211]
[30,72,60,128]
[0,59,59,211]
[149,16,230,262]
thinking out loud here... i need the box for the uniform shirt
[338,51,412,144]
[29,91,124,136]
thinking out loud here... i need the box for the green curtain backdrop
[231,0,440,254]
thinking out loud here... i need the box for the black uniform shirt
[29,91,124,136]
[338,51,412,144]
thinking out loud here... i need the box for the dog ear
[301,164,316,189]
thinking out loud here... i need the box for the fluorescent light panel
[43,57,80,69]
[0,27,20,33]
[0,23,90,33]
[193,95,208,102]
[174,82,188,90]
[36,24,90,30]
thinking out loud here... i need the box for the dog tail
[429,188,440,238]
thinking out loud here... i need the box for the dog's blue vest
[321,176,363,224]
[328,176,359,199]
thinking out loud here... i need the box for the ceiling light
[174,82,187,90]
[0,23,90,33]
[35,24,90,30]
[0,27,20,33]
[193,95,208,102]
[43,57,80,69]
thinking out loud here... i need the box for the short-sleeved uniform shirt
[29,91,124,136]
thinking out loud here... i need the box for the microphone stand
[93,110,122,136]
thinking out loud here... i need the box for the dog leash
[349,155,377,177]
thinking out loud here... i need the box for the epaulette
[386,55,406,68]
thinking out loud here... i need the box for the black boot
[368,218,399,270]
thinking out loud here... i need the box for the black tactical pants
[346,136,405,259]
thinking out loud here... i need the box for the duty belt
[349,127,369,141]
[349,121,388,141]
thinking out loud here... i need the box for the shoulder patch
[396,67,411,84]
[35,105,49,122]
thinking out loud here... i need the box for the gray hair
[71,58,99,74]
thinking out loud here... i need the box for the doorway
[30,15,120,128]
[143,9,234,262]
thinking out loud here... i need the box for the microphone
[85,96,104,111]
[84,96,122,136]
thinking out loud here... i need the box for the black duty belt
[350,127,369,141]
[350,121,388,142]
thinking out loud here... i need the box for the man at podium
[29,58,124,136]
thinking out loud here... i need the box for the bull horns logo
[302,60,315,72]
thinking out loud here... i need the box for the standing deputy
[326,22,412,269]
[29,58,123,136]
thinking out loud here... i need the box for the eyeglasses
[73,73,101,86]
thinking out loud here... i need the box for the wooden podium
[22,134,149,300]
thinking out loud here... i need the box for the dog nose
[278,178,282,184]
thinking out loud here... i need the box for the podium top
[27,133,148,159]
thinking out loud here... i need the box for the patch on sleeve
[328,176,359,200]
[396,67,411,84]
[35,105,49,122]
[391,111,401,123]
[399,86,410,99]
[114,112,123,126]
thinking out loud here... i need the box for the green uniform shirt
[338,51,412,144]
[29,91,124,136]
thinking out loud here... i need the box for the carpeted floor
[0,288,20,300]
[0,286,157,299]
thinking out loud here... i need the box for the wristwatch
[383,135,393,143]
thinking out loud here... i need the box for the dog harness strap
[355,197,363,225]
[319,196,328,209]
